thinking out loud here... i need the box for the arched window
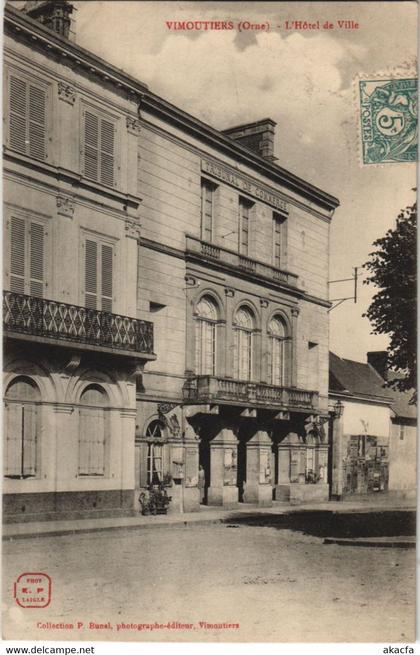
[233,306,255,381]
[145,420,165,485]
[268,316,288,386]
[195,295,218,376]
[4,376,40,478]
[79,384,108,476]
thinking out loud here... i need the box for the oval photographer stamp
[14,572,52,608]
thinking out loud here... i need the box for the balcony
[186,234,299,289]
[183,375,318,412]
[3,291,154,359]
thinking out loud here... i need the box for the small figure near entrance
[198,465,205,504]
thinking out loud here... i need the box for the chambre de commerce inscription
[165,20,360,31]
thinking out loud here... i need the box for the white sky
[13,0,418,363]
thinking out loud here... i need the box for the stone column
[243,430,273,506]
[207,428,239,508]
[331,415,344,500]
[274,432,301,501]
[183,419,200,512]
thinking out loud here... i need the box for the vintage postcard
[2,0,417,649]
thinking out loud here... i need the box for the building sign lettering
[201,159,288,213]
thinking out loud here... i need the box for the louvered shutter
[9,76,27,154]
[85,239,98,309]
[100,119,115,187]
[79,407,105,475]
[4,402,22,477]
[101,244,113,312]
[28,85,46,160]
[84,111,99,182]
[10,217,26,293]
[23,404,37,477]
[29,222,44,297]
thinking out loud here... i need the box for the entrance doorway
[199,437,210,504]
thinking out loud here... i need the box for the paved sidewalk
[3,496,416,540]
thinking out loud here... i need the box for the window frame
[80,230,117,312]
[200,178,217,242]
[78,384,110,478]
[195,295,218,376]
[6,66,51,162]
[80,101,120,189]
[238,196,254,257]
[233,306,255,381]
[4,207,50,298]
[272,211,288,269]
[4,377,42,480]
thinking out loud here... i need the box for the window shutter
[100,119,115,187]
[85,239,98,309]
[9,75,27,154]
[10,217,26,294]
[4,403,23,477]
[28,85,46,160]
[84,111,99,181]
[101,244,113,312]
[23,404,37,477]
[29,222,44,298]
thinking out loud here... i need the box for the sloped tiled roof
[329,352,393,402]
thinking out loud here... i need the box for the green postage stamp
[359,78,417,164]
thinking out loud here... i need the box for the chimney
[367,351,388,380]
[23,1,75,40]
[222,119,278,162]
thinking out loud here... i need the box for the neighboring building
[328,352,394,500]
[367,352,416,499]
[3,1,155,522]
[3,0,341,521]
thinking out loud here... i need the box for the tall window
[4,377,40,479]
[82,107,116,187]
[195,296,218,375]
[238,197,253,256]
[273,212,287,268]
[78,384,108,476]
[233,306,255,381]
[268,316,287,386]
[8,72,47,161]
[8,216,46,297]
[84,237,113,311]
[201,179,216,241]
[146,420,165,485]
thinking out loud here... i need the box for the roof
[329,352,393,403]
[386,374,417,420]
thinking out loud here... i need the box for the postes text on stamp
[359,78,417,164]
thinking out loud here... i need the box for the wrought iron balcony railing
[183,375,318,411]
[186,234,299,288]
[3,291,154,356]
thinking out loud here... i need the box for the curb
[323,537,416,548]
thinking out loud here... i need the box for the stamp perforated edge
[353,65,418,167]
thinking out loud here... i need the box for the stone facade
[3,2,154,522]
[134,97,338,511]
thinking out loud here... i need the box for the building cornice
[329,389,393,406]
[5,5,340,214]
[140,237,331,309]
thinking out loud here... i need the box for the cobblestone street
[2,517,415,643]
